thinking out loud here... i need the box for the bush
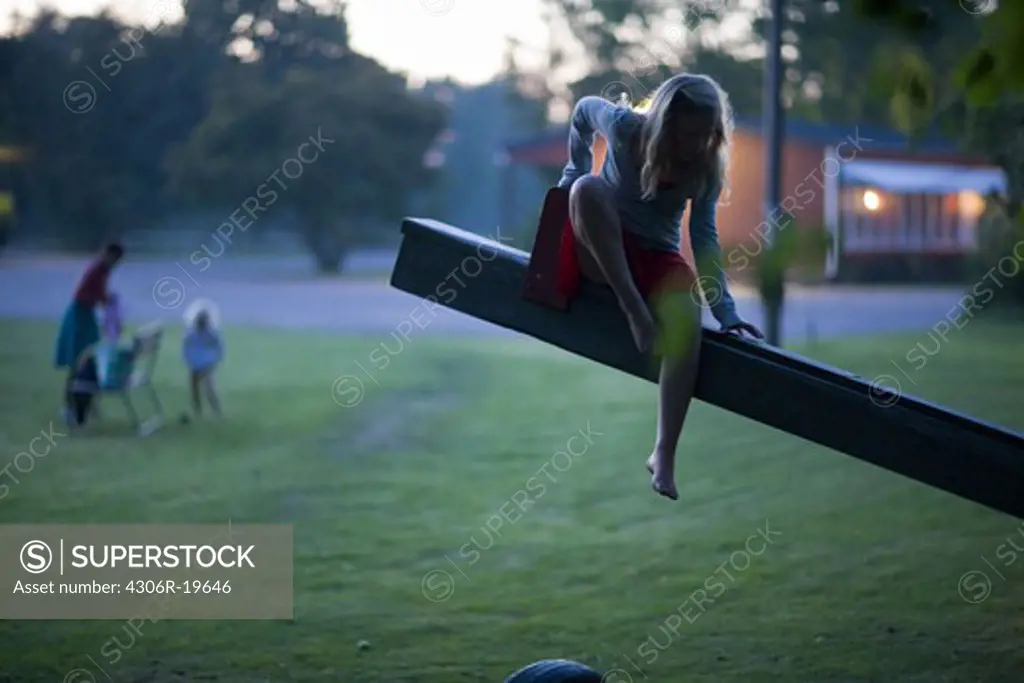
[751,218,833,290]
[970,202,1024,308]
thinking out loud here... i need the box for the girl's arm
[688,182,742,329]
[99,273,111,304]
[557,97,623,190]
[210,332,224,362]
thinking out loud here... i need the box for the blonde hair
[184,297,221,330]
[634,74,733,201]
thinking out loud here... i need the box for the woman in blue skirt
[54,242,124,420]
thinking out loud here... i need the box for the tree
[848,0,1022,199]
[852,0,1024,304]
[165,0,446,272]
[180,0,353,85]
[546,0,762,111]
[1,7,217,249]
[168,58,445,272]
[5,12,152,247]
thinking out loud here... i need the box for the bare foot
[645,453,678,501]
[627,306,657,354]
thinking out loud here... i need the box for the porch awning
[842,160,1006,194]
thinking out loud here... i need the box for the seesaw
[389,189,1024,519]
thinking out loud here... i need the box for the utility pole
[761,0,785,346]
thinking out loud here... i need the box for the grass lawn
[0,318,1022,683]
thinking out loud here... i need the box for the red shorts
[556,217,696,302]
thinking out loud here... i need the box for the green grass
[0,318,1022,682]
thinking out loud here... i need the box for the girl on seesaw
[557,73,763,501]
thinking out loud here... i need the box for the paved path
[0,254,963,344]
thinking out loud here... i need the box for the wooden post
[391,217,1024,519]
[761,0,785,346]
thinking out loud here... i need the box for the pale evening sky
[2,0,555,85]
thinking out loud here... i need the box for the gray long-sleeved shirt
[556,96,741,328]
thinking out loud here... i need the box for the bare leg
[62,369,77,419]
[568,175,656,353]
[202,371,222,417]
[190,371,202,416]
[645,307,702,500]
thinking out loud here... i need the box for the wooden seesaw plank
[390,217,1024,519]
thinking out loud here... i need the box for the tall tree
[741,0,980,127]
[853,0,1024,303]
[849,0,1023,208]
[166,0,447,271]
[168,57,445,272]
[547,0,762,108]
[1,5,217,248]
[181,0,350,80]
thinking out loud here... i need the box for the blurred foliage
[651,285,700,361]
[1,10,217,248]
[654,220,830,348]
[545,0,764,116]
[168,59,445,272]
[0,0,446,269]
[0,213,9,254]
[565,44,766,117]
[754,218,833,285]
[851,0,1024,305]
[545,0,976,123]
[853,0,1024,212]
[970,200,1024,307]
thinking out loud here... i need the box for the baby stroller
[71,323,166,436]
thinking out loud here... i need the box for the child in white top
[95,293,127,390]
[182,309,223,417]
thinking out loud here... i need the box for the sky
[2,0,553,85]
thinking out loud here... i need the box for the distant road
[0,252,966,344]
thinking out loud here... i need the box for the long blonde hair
[635,73,733,201]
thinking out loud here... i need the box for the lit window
[862,189,880,212]
[959,190,985,220]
